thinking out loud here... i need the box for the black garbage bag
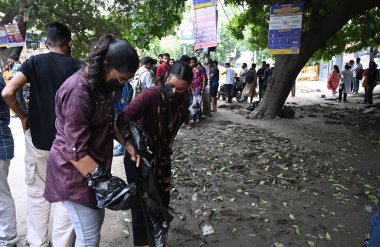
[138,160,173,247]
[87,167,138,210]
[117,115,173,247]
[117,116,154,160]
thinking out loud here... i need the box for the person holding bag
[44,34,139,246]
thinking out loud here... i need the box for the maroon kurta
[44,69,114,208]
[123,85,188,191]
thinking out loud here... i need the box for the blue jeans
[353,77,360,93]
[192,89,203,121]
[63,201,105,247]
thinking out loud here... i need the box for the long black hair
[333,65,340,73]
[88,34,139,91]
[168,61,193,85]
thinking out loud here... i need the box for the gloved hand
[116,116,153,160]
[87,167,137,210]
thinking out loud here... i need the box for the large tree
[227,0,380,119]
[0,0,185,63]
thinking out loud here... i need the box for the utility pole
[203,47,211,116]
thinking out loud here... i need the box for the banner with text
[4,24,24,48]
[193,0,216,9]
[193,5,217,50]
[267,2,303,55]
[0,28,8,47]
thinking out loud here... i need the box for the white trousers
[24,129,75,247]
[0,160,18,247]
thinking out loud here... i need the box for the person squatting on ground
[2,22,81,247]
[210,60,219,112]
[122,61,192,247]
[327,65,340,95]
[363,61,379,105]
[189,57,206,122]
[0,75,17,247]
[338,64,353,102]
[221,62,236,103]
[43,34,139,246]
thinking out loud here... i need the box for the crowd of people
[238,61,274,104]
[327,57,380,104]
[1,21,379,247]
[0,22,198,247]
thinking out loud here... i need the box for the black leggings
[124,154,170,246]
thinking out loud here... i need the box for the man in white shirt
[131,56,156,99]
[222,62,236,103]
[353,57,363,94]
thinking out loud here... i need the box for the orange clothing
[327,70,340,91]
[3,70,11,84]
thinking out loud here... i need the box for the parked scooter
[217,77,244,101]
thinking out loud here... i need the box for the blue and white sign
[267,2,304,54]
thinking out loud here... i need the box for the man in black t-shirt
[256,61,266,102]
[2,22,80,247]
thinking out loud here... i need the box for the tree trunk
[250,55,308,119]
[250,0,380,119]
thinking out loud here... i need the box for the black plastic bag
[87,167,138,210]
[117,116,153,159]
[117,115,173,247]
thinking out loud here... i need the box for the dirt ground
[99,88,380,247]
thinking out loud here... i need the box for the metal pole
[203,49,211,116]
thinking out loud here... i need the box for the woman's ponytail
[88,35,115,91]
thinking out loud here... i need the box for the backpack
[357,68,364,80]
[245,69,255,84]
[131,69,151,99]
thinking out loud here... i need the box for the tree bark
[250,0,380,119]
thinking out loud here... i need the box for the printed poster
[0,27,8,47]
[193,0,216,9]
[193,6,217,50]
[267,2,304,54]
[4,23,24,48]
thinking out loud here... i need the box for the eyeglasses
[116,75,129,85]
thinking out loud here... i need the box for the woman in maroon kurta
[44,35,139,246]
[123,61,192,246]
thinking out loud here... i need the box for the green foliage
[125,0,185,49]
[313,8,380,61]
[225,0,380,62]
[1,0,186,58]
[212,10,248,64]
[227,2,269,51]
[139,37,187,60]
